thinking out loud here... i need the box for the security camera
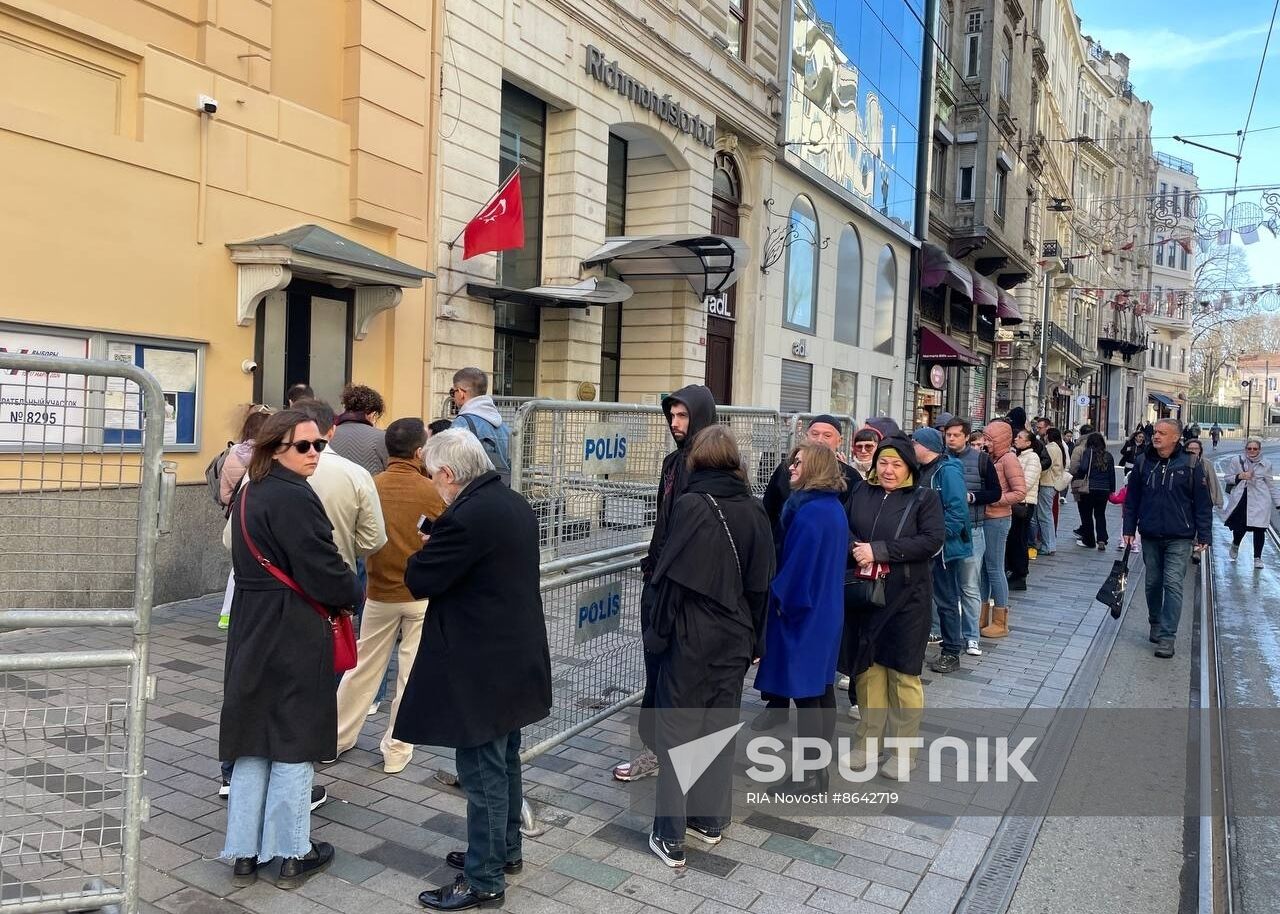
[197,95,218,115]
[241,359,257,374]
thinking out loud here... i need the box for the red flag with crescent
[463,170,525,260]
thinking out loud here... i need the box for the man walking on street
[450,367,511,484]
[612,385,717,782]
[912,428,972,674]
[943,419,1001,655]
[1123,419,1212,658]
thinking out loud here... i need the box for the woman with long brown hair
[220,410,362,890]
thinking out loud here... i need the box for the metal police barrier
[509,400,787,561]
[0,354,168,914]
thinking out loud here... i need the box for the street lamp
[1241,379,1253,439]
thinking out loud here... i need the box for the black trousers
[1078,493,1109,547]
[1233,527,1266,558]
[1006,509,1030,579]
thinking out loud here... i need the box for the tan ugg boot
[981,606,1009,639]
[979,600,992,630]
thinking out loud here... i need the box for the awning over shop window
[465,277,633,309]
[1148,392,1178,409]
[996,290,1024,324]
[969,269,999,308]
[919,326,983,367]
[922,243,974,298]
[581,235,748,297]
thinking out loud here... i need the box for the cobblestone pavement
[1,503,1128,914]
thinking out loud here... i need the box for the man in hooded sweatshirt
[911,428,972,674]
[450,367,511,484]
[979,422,1026,639]
[612,384,718,782]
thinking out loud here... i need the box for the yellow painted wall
[0,0,440,482]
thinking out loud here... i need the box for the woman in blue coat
[754,443,850,794]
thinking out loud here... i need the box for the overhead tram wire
[790,122,1280,152]
[1233,0,1280,189]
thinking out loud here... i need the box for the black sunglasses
[280,438,328,455]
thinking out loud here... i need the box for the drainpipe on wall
[907,0,938,427]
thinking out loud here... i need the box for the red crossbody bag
[237,486,358,673]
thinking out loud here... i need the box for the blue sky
[1074,0,1280,284]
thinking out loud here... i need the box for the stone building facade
[1145,151,1198,422]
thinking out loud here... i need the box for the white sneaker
[836,674,851,689]
[965,640,982,656]
[843,746,877,769]
[847,704,861,721]
[879,752,917,782]
[367,702,380,717]
[1254,557,1264,570]
[1230,544,1239,562]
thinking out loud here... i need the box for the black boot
[232,856,258,887]
[799,767,830,797]
[277,841,334,890]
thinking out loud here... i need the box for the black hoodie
[643,384,717,577]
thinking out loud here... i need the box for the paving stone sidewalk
[2,503,1126,914]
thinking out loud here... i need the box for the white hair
[421,428,493,484]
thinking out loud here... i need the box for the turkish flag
[463,171,525,260]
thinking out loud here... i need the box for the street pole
[1036,270,1052,412]
[1243,381,1253,439]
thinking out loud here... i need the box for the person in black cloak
[613,384,719,782]
[644,426,775,869]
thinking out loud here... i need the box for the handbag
[237,487,358,673]
[845,489,923,610]
[1095,544,1133,619]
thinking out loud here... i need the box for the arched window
[713,152,741,203]
[834,225,862,345]
[873,246,896,354]
[783,195,819,333]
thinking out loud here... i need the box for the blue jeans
[1035,486,1058,553]
[1142,537,1194,639]
[959,525,985,641]
[221,757,313,860]
[981,516,1011,607]
[346,559,390,702]
[455,730,523,895]
[931,557,964,655]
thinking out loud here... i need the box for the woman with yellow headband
[838,435,945,781]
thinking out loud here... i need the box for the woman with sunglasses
[851,430,880,479]
[220,410,363,890]
[1224,438,1280,569]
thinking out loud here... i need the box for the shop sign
[0,329,89,446]
[996,341,1013,358]
[705,292,735,320]
[929,365,946,390]
[585,46,716,148]
[582,422,628,475]
[575,580,622,644]
[1076,394,1090,407]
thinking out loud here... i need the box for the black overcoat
[838,441,945,679]
[394,472,552,749]
[220,465,363,763]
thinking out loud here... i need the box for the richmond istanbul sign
[584,45,716,148]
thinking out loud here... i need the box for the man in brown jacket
[979,421,1026,639]
[334,418,445,773]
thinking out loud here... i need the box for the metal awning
[227,224,433,284]
[1148,392,1178,409]
[581,235,749,297]
[970,269,999,307]
[919,326,983,367]
[922,243,974,298]
[465,277,633,309]
[996,290,1024,324]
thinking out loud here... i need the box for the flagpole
[448,166,521,249]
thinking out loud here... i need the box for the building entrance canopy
[921,243,974,298]
[466,277,633,309]
[995,290,1024,324]
[1149,392,1178,409]
[581,234,748,297]
[919,326,983,367]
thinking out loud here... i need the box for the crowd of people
[210,372,1254,906]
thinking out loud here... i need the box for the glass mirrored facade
[785,0,924,235]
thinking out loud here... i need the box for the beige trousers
[853,663,925,759]
[336,597,426,770]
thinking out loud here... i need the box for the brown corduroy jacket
[367,457,446,603]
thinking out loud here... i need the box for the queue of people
[215,375,1233,905]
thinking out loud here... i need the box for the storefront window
[834,225,862,345]
[872,245,896,354]
[783,195,819,333]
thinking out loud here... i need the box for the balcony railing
[1097,322,1148,357]
[1049,321,1086,362]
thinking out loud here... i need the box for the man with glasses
[1122,419,1212,658]
[449,367,511,485]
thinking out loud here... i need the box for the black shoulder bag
[846,489,923,610]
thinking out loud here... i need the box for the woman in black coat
[220,410,362,890]
[838,436,945,781]
[394,429,552,911]
[645,426,774,868]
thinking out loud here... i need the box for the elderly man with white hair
[393,430,551,911]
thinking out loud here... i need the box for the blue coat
[919,454,972,564]
[1122,444,1213,543]
[755,491,848,698]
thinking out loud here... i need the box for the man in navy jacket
[1122,419,1213,659]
